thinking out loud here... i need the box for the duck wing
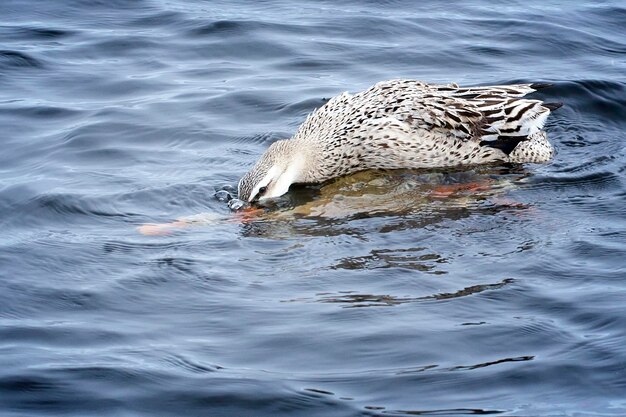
[362,80,561,153]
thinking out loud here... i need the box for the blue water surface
[1,1,625,416]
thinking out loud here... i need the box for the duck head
[238,140,307,203]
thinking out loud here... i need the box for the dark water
[1,1,625,416]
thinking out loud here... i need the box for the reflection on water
[233,166,534,239]
[372,407,505,415]
[331,247,447,273]
[287,278,513,308]
[163,165,534,241]
[275,167,527,218]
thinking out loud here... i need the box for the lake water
[1,1,625,416]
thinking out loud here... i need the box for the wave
[0,50,44,69]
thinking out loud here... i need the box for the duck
[238,79,561,203]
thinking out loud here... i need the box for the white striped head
[238,140,303,203]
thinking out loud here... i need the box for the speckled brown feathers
[238,79,560,202]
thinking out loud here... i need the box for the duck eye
[258,186,268,195]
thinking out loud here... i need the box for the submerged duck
[238,79,561,203]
